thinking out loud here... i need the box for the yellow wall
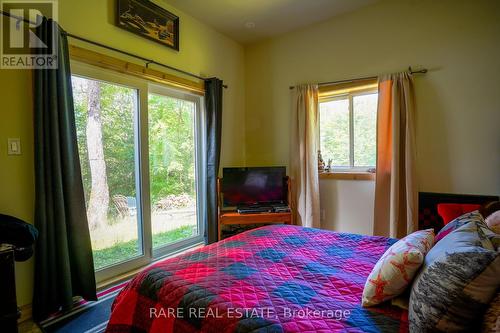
[245,0,500,196]
[0,0,246,307]
[3,0,500,310]
[0,69,34,308]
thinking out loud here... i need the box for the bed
[105,224,408,332]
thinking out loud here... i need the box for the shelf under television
[216,177,293,241]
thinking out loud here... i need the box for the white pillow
[362,229,434,307]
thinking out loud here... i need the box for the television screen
[222,167,286,206]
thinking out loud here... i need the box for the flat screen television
[222,167,287,207]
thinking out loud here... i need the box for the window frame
[319,83,378,174]
[71,61,206,283]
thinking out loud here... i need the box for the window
[71,62,205,281]
[319,81,378,172]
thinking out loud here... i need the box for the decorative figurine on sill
[317,150,325,173]
[326,159,332,172]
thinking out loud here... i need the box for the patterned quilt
[106,225,408,333]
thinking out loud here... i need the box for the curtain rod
[1,10,228,89]
[288,67,428,90]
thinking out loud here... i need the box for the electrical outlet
[7,138,21,155]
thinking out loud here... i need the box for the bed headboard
[418,192,499,232]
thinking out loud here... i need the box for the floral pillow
[361,229,434,307]
[435,210,483,242]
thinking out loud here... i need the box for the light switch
[7,138,21,155]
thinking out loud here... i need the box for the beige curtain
[373,73,418,238]
[290,84,321,228]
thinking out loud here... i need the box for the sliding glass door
[71,62,205,281]
[148,85,205,257]
[72,74,144,273]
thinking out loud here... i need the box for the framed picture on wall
[116,0,179,51]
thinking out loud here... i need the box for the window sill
[319,172,375,181]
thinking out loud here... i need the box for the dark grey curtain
[33,18,96,321]
[204,78,223,244]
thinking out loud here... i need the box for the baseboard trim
[38,289,121,328]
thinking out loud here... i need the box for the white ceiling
[164,0,378,44]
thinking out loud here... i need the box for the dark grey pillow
[409,219,500,332]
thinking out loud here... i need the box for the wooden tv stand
[217,177,293,241]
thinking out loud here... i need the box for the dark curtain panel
[204,78,223,244]
[33,18,96,321]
